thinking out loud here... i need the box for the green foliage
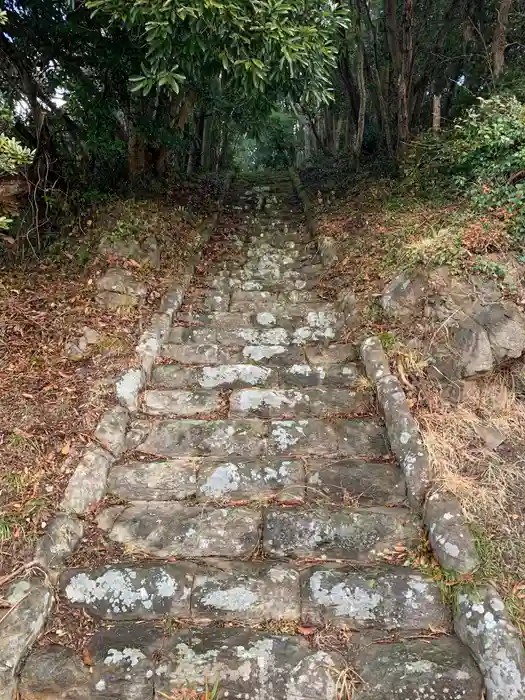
[406,95,525,239]
[87,0,349,104]
[0,135,34,176]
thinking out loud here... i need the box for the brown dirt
[0,192,212,575]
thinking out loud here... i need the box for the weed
[0,518,12,540]
[472,257,507,279]
[158,679,220,700]
[378,331,395,352]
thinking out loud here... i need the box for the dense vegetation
[0,0,524,255]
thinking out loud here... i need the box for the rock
[424,492,479,573]
[306,458,406,505]
[60,563,193,620]
[0,579,54,693]
[354,635,483,700]
[360,336,391,382]
[99,503,261,557]
[142,389,223,417]
[474,300,525,362]
[151,365,196,389]
[124,419,150,451]
[279,363,361,387]
[82,326,101,345]
[94,406,129,457]
[60,444,114,514]
[99,233,160,268]
[301,566,449,630]
[229,387,371,418]
[34,513,84,573]
[376,374,431,508]
[19,645,91,700]
[160,343,240,365]
[455,586,525,700]
[197,458,304,503]
[191,563,300,622]
[303,343,358,364]
[107,459,197,501]
[157,629,340,699]
[449,315,494,377]
[136,419,267,458]
[115,368,143,412]
[381,271,429,318]
[263,506,419,560]
[474,423,506,450]
[197,363,275,388]
[95,268,147,308]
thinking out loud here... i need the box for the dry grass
[415,368,525,633]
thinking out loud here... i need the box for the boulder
[99,233,160,267]
[96,268,147,309]
[381,271,429,318]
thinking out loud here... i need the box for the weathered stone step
[263,506,419,561]
[58,561,448,631]
[142,389,223,417]
[107,456,402,506]
[306,458,406,505]
[133,418,387,459]
[301,566,449,629]
[97,503,416,561]
[108,457,305,503]
[152,362,277,388]
[229,386,372,418]
[164,311,345,346]
[19,628,483,700]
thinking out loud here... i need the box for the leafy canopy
[87,0,349,103]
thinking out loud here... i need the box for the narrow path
[18,176,483,699]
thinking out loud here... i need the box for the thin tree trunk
[492,0,513,78]
[432,94,441,134]
[398,0,414,151]
[354,40,367,165]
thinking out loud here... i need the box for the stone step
[142,389,224,417]
[58,561,449,631]
[133,418,388,459]
[229,387,372,418]
[19,628,483,700]
[107,456,403,506]
[97,502,416,561]
[174,308,340,330]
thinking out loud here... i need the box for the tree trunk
[354,39,367,165]
[128,122,145,181]
[200,114,212,170]
[398,0,414,152]
[432,94,441,134]
[492,0,513,78]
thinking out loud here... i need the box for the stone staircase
[18,176,483,699]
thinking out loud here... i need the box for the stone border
[360,334,525,700]
[0,177,231,697]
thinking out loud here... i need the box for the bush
[405,95,525,238]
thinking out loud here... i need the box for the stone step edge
[57,561,451,629]
[0,179,235,695]
[359,335,525,698]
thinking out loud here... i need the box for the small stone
[473,423,506,450]
[116,368,144,412]
[360,336,390,382]
[96,267,147,298]
[61,563,194,620]
[60,445,114,514]
[34,513,84,573]
[94,406,129,457]
[82,326,101,345]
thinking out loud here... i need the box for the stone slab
[94,406,129,457]
[150,365,195,388]
[142,389,223,416]
[240,345,305,365]
[197,363,276,388]
[60,563,193,620]
[19,645,91,700]
[60,444,114,514]
[306,458,406,505]
[424,491,480,573]
[280,362,362,387]
[157,629,340,699]
[229,387,372,418]
[360,336,391,382]
[99,502,261,557]
[455,586,525,700]
[354,635,483,700]
[107,459,197,500]
[137,419,267,458]
[264,506,419,561]
[267,419,388,458]
[301,566,449,630]
[196,458,305,502]
[191,562,300,622]
[304,343,358,364]
[0,580,54,692]
[34,513,84,573]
